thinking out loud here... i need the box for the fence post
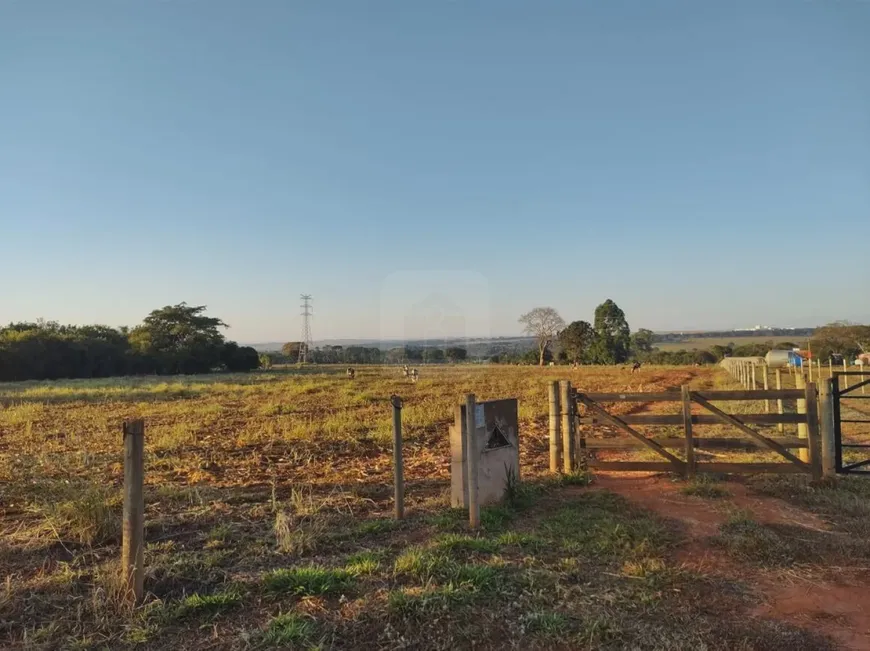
[795,374,809,462]
[819,379,837,479]
[750,363,758,390]
[762,366,770,413]
[548,381,561,474]
[862,363,866,395]
[808,356,814,382]
[122,419,145,605]
[681,385,695,479]
[843,360,850,390]
[829,359,833,379]
[390,395,404,520]
[560,380,574,473]
[464,394,480,529]
[804,382,822,481]
[775,369,784,433]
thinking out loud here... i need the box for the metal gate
[833,371,870,474]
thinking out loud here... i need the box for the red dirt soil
[595,473,870,651]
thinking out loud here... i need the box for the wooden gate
[832,372,870,474]
[574,385,822,479]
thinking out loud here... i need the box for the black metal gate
[833,371,870,474]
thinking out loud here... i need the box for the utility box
[449,398,520,508]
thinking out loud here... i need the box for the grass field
[2,365,869,650]
[655,335,803,352]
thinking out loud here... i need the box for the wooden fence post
[122,419,145,605]
[750,364,757,390]
[560,380,574,473]
[390,395,404,520]
[775,369,784,433]
[819,379,837,478]
[808,356,814,382]
[843,360,850,390]
[795,374,809,462]
[804,382,822,481]
[862,363,866,395]
[829,359,833,379]
[762,366,770,413]
[464,394,480,529]
[548,381,561,473]
[681,385,695,479]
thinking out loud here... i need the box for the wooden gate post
[762,366,770,413]
[464,394,480,529]
[819,379,837,479]
[843,360,850,390]
[681,385,696,478]
[750,364,757,390]
[548,381,561,473]
[775,369,784,433]
[390,395,404,520]
[804,382,822,482]
[559,381,574,472]
[862,363,867,395]
[122,419,145,605]
[795,374,809,462]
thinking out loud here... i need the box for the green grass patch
[495,531,545,550]
[560,471,593,486]
[261,612,316,647]
[344,550,382,576]
[355,518,401,536]
[541,491,678,560]
[387,585,475,618]
[434,533,500,554]
[174,590,241,619]
[680,476,731,499]
[523,610,569,637]
[262,566,353,596]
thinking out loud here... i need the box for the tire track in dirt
[594,474,870,651]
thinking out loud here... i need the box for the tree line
[266,342,469,366]
[0,304,260,382]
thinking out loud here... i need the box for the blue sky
[1,1,868,343]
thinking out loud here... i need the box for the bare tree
[519,307,565,366]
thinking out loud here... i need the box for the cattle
[410,368,419,383]
[630,362,642,373]
[401,365,410,378]
[346,367,355,379]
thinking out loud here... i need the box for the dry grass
[0,364,845,649]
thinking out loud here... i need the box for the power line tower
[299,294,313,364]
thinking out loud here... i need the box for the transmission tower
[299,294,313,363]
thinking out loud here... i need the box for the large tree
[591,299,631,364]
[129,303,227,374]
[630,328,655,356]
[811,322,870,361]
[445,346,468,362]
[558,320,595,364]
[519,307,565,366]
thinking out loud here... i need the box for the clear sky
[2,1,868,343]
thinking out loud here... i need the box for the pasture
[2,365,869,650]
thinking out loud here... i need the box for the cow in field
[630,362,642,373]
[346,367,355,379]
